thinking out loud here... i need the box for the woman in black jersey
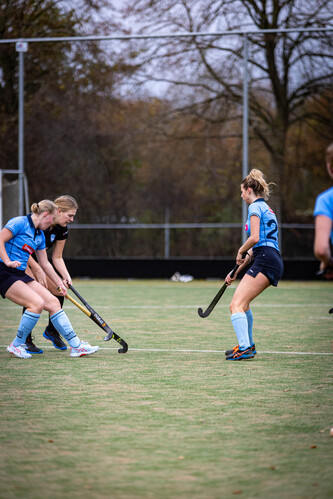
[25,195,78,354]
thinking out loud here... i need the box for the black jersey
[31,224,68,263]
[44,224,68,250]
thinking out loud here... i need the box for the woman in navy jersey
[224,169,284,360]
[24,195,78,353]
[0,200,99,359]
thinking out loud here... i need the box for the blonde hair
[325,143,333,173]
[241,169,274,201]
[54,195,78,212]
[31,200,57,214]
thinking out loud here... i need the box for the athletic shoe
[25,336,43,354]
[7,342,32,359]
[226,346,255,361]
[225,343,256,356]
[70,342,100,358]
[225,344,239,356]
[43,328,67,350]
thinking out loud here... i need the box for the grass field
[1,279,332,499]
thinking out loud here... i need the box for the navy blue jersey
[245,198,280,251]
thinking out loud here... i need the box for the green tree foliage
[0,0,139,232]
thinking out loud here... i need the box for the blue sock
[231,312,250,350]
[13,311,40,346]
[50,310,80,348]
[245,309,254,346]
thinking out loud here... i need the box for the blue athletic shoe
[25,336,43,354]
[225,343,256,356]
[226,346,255,360]
[43,328,67,350]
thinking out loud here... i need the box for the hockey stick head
[198,307,209,318]
[118,345,128,354]
[104,330,128,354]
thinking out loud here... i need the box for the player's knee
[230,300,238,314]
[44,294,62,314]
[29,296,44,314]
[230,298,247,314]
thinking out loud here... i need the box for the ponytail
[241,169,274,200]
[31,200,57,215]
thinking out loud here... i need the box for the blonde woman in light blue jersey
[224,169,284,360]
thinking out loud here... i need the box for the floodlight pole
[16,41,28,216]
[242,34,249,244]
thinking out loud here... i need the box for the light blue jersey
[245,198,280,251]
[1,214,46,270]
[313,186,333,244]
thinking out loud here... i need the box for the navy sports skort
[0,262,34,298]
[246,246,284,287]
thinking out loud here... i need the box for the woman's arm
[225,216,259,285]
[27,255,47,287]
[51,240,72,284]
[235,215,259,266]
[35,249,67,294]
[0,228,21,268]
[314,215,333,270]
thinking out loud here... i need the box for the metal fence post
[164,207,170,258]
[16,41,28,216]
[242,33,249,244]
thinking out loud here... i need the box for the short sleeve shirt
[245,198,280,251]
[1,214,46,270]
[44,224,68,250]
[313,186,333,244]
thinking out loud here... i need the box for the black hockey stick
[67,284,128,354]
[198,254,246,318]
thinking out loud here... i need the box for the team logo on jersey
[22,244,34,254]
[268,207,275,214]
[50,234,56,243]
[245,224,249,231]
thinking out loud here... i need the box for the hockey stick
[198,254,246,318]
[65,284,128,354]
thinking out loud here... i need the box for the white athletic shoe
[70,341,100,358]
[7,342,32,359]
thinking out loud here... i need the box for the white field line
[1,303,332,310]
[308,316,333,320]
[1,345,332,355]
[72,303,332,309]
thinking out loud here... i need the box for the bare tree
[110,0,333,218]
